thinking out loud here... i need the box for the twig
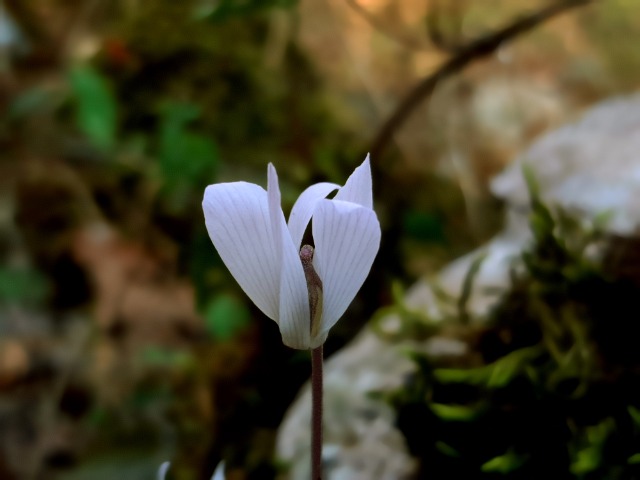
[369,0,593,159]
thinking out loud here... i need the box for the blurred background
[1,0,639,478]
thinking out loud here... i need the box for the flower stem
[311,345,323,480]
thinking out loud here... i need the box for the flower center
[300,245,323,338]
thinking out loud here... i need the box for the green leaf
[571,419,614,475]
[433,347,542,388]
[435,441,461,457]
[433,365,490,385]
[402,210,445,243]
[56,451,161,480]
[203,294,252,340]
[629,405,640,428]
[457,252,486,324]
[486,347,540,388]
[481,450,526,474]
[430,403,481,422]
[139,346,193,369]
[68,64,118,150]
[203,0,299,22]
[7,87,57,120]
[0,266,50,305]
[572,446,601,475]
[157,102,219,210]
[391,280,406,304]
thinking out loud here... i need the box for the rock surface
[276,93,640,479]
[493,94,640,235]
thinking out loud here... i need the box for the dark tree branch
[370,0,594,159]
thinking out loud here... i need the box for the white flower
[202,155,381,349]
[157,461,225,480]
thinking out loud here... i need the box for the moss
[388,172,640,479]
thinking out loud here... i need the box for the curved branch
[370,0,594,159]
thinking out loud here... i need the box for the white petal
[312,199,381,336]
[333,154,373,209]
[211,462,225,480]
[267,164,284,276]
[203,181,280,320]
[288,182,339,249]
[157,462,170,480]
[268,164,311,349]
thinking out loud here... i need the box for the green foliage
[457,252,486,325]
[571,419,615,476]
[203,293,252,340]
[430,402,483,422]
[369,281,441,341]
[56,452,161,480]
[140,346,195,370]
[69,65,118,150]
[388,172,640,479]
[402,210,446,243]
[202,0,299,22]
[157,102,219,212]
[433,346,543,389]
[0,266,50,305]
[6,87,61,121]
[481,450,527,474]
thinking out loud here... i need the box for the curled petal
[333,154,373,209]
[157,462,170,480]
[211,462,225,480]
[288,182,339,249]
[268,164,311,349]
[203,182,280,320]
[268,164,285,278]
[312,199,381,337]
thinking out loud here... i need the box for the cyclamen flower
[202,156,381,349]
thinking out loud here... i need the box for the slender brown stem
[311,345,324,480]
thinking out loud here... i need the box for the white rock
[277,331,418,480]
[492,94,640,235]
